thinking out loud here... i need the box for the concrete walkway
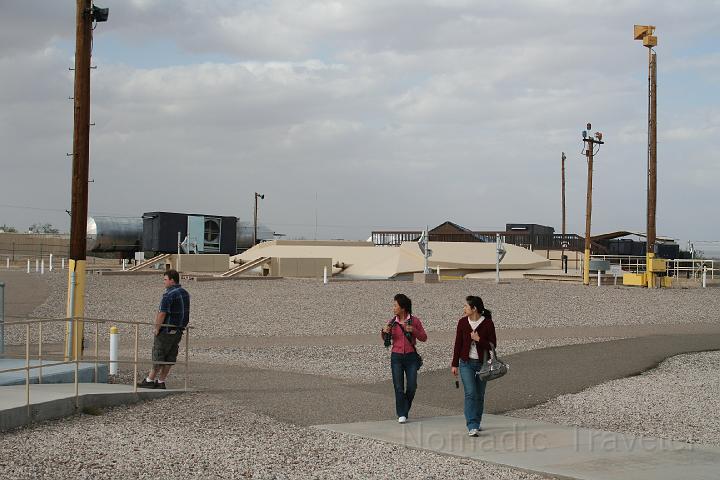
[316,414,720,480]
[0,383,181,431]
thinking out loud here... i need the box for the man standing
[137,269,190,389]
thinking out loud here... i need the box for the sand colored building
[231,240,550,279]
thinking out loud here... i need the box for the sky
[1,0,719,251]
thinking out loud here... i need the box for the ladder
[127,253,172,272]
[217,257,271,278]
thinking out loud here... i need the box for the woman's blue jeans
[391,352,419,418]
[459,358,487,430]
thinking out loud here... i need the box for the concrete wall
[168,254,230,273]
[269,257,332,278]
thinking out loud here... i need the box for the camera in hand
[383,321,395,348]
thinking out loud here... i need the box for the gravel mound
[0,392,547,480]
[510,350,720,447]
[11,273,719,344]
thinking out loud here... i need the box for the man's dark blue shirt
[159,284,190,332]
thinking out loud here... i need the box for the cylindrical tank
[237,221,274,250]
[87,216,143,253]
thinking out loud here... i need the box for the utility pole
[634,25,658,288]
[581,125,604,286]
[253,192,265,246]
[561,152,567,274]
[65,1,108,360]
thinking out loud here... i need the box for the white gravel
[0,392,547,480]
[190,337,622,383]
[510,350,720,447]
[11,272,719,344]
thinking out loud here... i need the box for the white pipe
[27,259,30,274]
[35,259,39,272]
[62,258,65,270]
[702,266,707,289]
[436,265,441,277]
[122,259,127,271]
[597,270,601,287]
[49,254,53,271]
[323,266,328,285]
[109,326,119,375]
[41,259,44,275]
[66,269,76,358]
[495,234,501,284]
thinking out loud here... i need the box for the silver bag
[476,343,509,381]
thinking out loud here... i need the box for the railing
[371,231,590,252]
[0,316,191,414]
[590,255,717,279]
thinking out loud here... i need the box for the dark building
[142,212,237,254]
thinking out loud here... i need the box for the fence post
[703,265,707,289]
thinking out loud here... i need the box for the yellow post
[583,248,591,285]
[64,259,86,360]
[646,252,655,288]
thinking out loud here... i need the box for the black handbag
[476,342,508,381]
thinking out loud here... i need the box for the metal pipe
[0,282,4,356]
[38,322,43,383]
[66,269,77,359]
[133,324,138,393]
[184,327,189,392]
[26,324,30,414]
[74,321,79,409]
[94,320,98,383]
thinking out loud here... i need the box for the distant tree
[28,223,60,234]
[0,224,18,233]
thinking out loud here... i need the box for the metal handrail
[0,317,192,415]
[590,255,717,279]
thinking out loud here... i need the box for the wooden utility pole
[65,0,93,360]
[561,152,567,273]
[582,126,604,286]
[647,50,658,284]
[634,25,658,288]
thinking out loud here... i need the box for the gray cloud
[1,0,719,245]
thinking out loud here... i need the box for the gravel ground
[510,350,720,447]
[10,272,719,344]
[0,392,548,480]
[189,337,622,383]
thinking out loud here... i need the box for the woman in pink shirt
[381,293,428,424]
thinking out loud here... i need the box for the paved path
[316,414,720,480]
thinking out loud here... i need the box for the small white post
[49,254,53,271]
[40,259,45,275]
[27,259,30,274]
[62,258,65,270]
[122,259,127,271]
[436,265,441,277]
[5,257,9,269]
[323,266,328,285]
[35,259,39,272]
[597,270,602,287]
[702,265,707,289]
[109,326,119,375]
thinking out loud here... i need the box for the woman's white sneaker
[468,428,479,437]
[398,416,407,424]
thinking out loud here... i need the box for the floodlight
[92,5,109,22]
[586,123,592,130]
[582,130,587,139]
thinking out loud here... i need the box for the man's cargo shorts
[152,330,183,366]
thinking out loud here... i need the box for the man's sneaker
[468,428,479,437]
[136,378,156,389]
[155,382,166,390]
[398,416,407,424]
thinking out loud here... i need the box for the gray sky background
[1,1,719,250]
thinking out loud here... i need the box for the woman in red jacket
[451,295,496,436]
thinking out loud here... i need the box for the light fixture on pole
[634,24,660,288]
[581,123,604,286]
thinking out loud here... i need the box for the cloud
[1,0,720,243]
